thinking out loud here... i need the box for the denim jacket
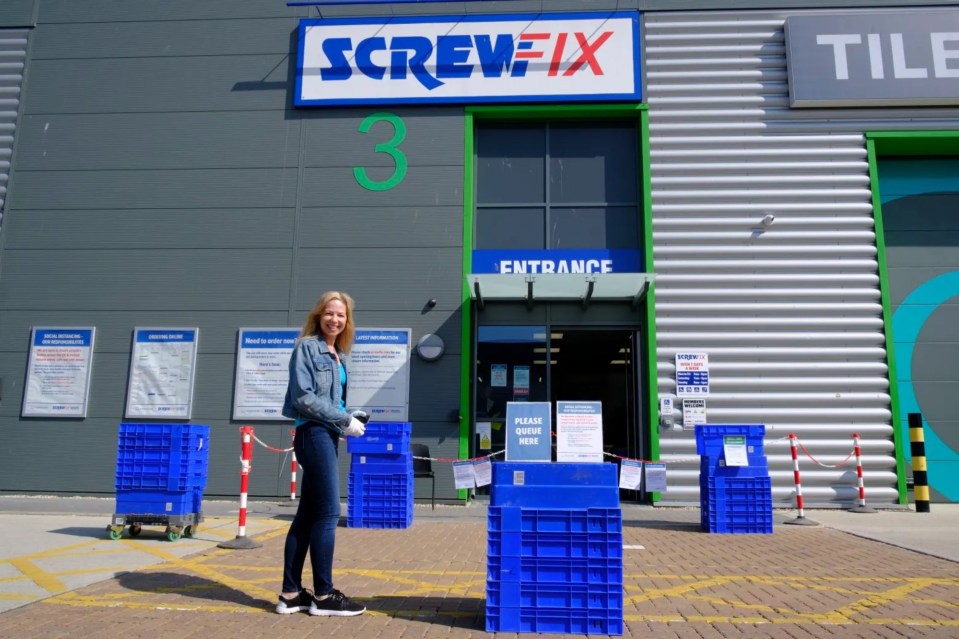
[281,336,351,430]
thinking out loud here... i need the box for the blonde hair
[300,291,356,353]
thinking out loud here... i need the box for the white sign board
[348,329,411,421]
[619,459,643,490]
[22,327,96,417]
[295,12,641,106]
[233,328,299,420]
[682,398,707,428]
[556,400,604,463]
[125,328,199,418]
[645,463,668,493]
[675,352,709,397]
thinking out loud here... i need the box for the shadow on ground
[117,572,275,611]
[366,595,485,630]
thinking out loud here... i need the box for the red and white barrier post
[290,429,298,500]
[848,433,876,513]
[218,425,264,549]
[784,434,819,526]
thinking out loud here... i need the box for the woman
[276,291,368,616]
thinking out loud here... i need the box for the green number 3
[353,113,408,191]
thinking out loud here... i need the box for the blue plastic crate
[488,531,623,560]
[348,472,413,497]
[115,488,203,516]
[492,462,618,487]
[350,455,412,476]
[488,507,623,534]
[703,475,772,505]
[346,505,413,529]
[485,606,623,635]
[115,423,209,491]
[703,510,774,534]
[700,456,769,478]
[345,422,411,454]
[486,581,623,609]
[488,556,623,584]
[695,424,765,457]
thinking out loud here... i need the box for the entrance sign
[349,328,411,421]
[505,401,551,462]
[233,328,299,420]
[295,12,641,106]
[556,401,604,463]
[125,328,199,419]
[785,12,959,107]
[676,352,709,397]
[22,327,96,417]
[472,249,643,274]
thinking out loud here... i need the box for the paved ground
[0,496,956,638]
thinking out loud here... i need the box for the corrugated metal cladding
[0,28,27,228]
[644,8,959,507]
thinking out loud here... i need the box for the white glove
[343,416,366,437]
[351,410,370,424]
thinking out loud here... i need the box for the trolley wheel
[128,524,142,538]
[108,526,124,540]
[183,524,197,538]
[166,527,182,542]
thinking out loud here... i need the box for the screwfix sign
[295,12,641,106]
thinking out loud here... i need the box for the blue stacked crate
[346,422,413,528]
[114,423,209,518]
[695,425,773,534]
[486,462,624,635]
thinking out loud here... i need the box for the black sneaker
[309,589,366,616]
[275,589,313,614]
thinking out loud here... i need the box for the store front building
[0,0,957,506]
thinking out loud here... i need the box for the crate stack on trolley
[486,462,624,635]
[110,423,209,541]
[346,422,414,529]
[696,424,773,534]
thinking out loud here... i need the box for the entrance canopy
[467,273,655,310]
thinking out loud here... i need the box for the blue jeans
[281,422,340,595]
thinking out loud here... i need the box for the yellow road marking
[9,557,66,593]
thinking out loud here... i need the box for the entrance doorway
[472,325,646,483]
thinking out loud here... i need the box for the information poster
[22,327,96,417]
[474,457,492,487]
[645,463,668,493]
[476,421,492,451]
[491,364,507,387]
[349,328,411,421]
[556,401,604,462]
[233,328,299,420]
[682,398,707,428]
[505,401,551,462]
[125,328,199,418]
[453,460,476,489]
[676,352,709,396]
[619,460,643,490]
[723,435,749,466]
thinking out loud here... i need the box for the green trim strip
[460,102,654,502]
[865,137,907,506]
[639,108,661,502]
[867,128,959,505]
[458,110,476,502]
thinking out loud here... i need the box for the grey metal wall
[0,28,28,232]
[0,1,465,501]
[645,7,959,506]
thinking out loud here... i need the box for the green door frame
[459,104,657,500]
[865,129,959,505]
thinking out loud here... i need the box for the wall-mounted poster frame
[232,328,300,420]
[349,328,412,421]
[124,327,199,419]
[22,327,96,417]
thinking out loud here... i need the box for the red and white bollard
[784,434,819,526]
[217,425,263,549]
[848,433,876,513]
[290,429,298,501]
